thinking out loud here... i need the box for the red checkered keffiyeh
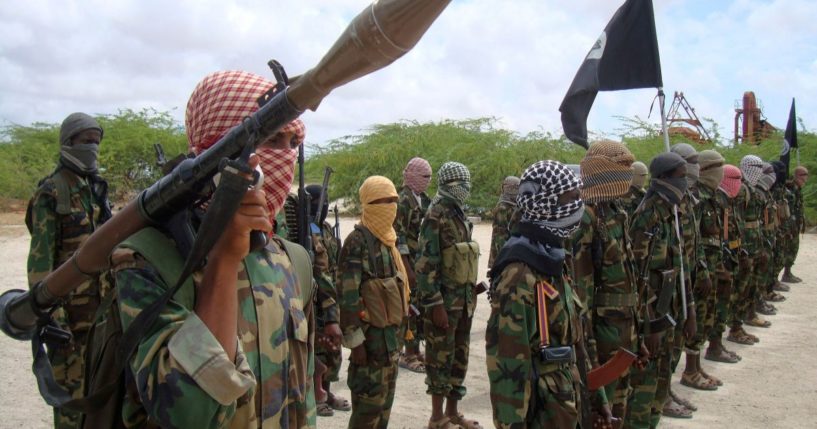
[185,70,305,221]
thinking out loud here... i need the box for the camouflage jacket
[394,185,430,260]
[27,167,108,333]
[696,185,724,276]
[337,225,404,363]
[629,194,682,317]
[416,197,476,314]
[756,187,776,246]
[488,201,515,268]
[572,201,639,363]
[786,181,805,233]
[741,181,765,252]
[622,186,646,218]
[486,261,585,427]
[679,188,706,287]
[716,190,742,271]
[312,221,340,326]
[772,185,792,234]
[112,237,315,429]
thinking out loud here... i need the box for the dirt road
[1,214,814,428]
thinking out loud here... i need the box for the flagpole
[658,88,688,321]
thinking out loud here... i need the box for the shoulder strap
[52,169,74,216]
[278,238,315,304]
[354,225,390,278]
[119,228,195,307]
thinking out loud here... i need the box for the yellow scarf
[359,176,409,311]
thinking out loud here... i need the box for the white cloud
[0,0,814,147]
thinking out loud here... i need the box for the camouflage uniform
[687,185,723,351]
[417,197,477,400]
[755,187,775,301]
[770,185,790,286]
[625,193,681,429]
[782,181,804,269]
[337,226,404,429]
[312,221,342,382]
[394,185,431,351]
[488,201,515,268]
[735,181,764,325]
[486,261,583,428]
[27,167,109,429]
[572,201,638,419]
[112,236,315,429]
[710,190,741,343]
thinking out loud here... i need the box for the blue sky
[1,0,814,149]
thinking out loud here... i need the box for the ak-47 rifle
[296,144,313,258]
[587,347,638,391]
[0,0,451,412]
[315,167,333,230]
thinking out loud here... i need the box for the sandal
[781,273,802,283]
[427,416,462,429]
[700,368,723,387]
[773,282,791,292]
[326,392,351,411]
[746,316,771,328]
[704,347,741,364]
[399,353,426,373]
[767,292,786,302]
[726,330,755,345]
[670,390,697,411]
[680,371,719,391]
[316,400,334,417]
[662,398,693,418]
[449,413,484,429]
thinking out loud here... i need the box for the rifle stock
[587,348,637,391]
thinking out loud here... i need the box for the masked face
[256,148,298,222]
[60,129,102,175]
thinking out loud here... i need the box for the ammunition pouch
[744,220,760,229]
[441,241,480,285]
[360,275,406,329]
[700,236,720,248]
[728,239,741,250]
[594,292,638,308]
[654,268,677,315]
[539,345,575,364]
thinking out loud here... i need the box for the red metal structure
[734,91,777,145]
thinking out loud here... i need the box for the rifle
[1,0,450,350]
[315,167,334,228]
[587,347,638,391]
[296,144,313,259]
[154,142,189,176]
[333,204,341,240]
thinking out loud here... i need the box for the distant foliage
[0,109,188,201]
[305,117,816,225]
[1,113,814,226]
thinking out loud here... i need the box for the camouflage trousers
[624,328,674,429]
[316,343,342,383]
[783,230,800,268]
[347,358,398,429]
[709,265,736,341]
[424,307,473,400]
[48,330,89,429]
[594,314,637,419]
[687,258,719,350]
[495,366,580,429]
[730,253,755,328]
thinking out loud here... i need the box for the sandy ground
[1,212,815,429]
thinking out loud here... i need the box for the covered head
[697,149,725,190]
[59,112,104,175]
[647,152,687,205]
[306,184,329,225]
[770,161,786,187]
[631,161,648,189]
[719,164,742,199]
[185,70,305,219]
[579,140,635,203]
[358,176,408,298]
[436,161,471,206]
[499,176,520,205]
[757,162,776,191]
[740,155,764,188]
[517,160,584,238]
[794,166,809,187]
[670,143,699,187]
[403,157,432,194]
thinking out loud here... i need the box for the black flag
[559,0,663,148]
[780,98,796,177]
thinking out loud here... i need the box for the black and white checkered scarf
[435,161,471,206]
[517,160,584,238]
